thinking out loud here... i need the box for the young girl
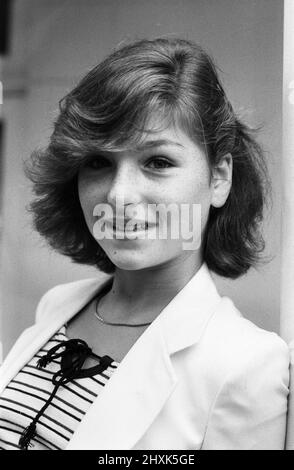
[0,37,289,450]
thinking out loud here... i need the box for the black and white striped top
[0,326,119,450]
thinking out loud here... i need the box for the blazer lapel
[66,317,178,450]
[66,263,222,450]
[0,277,112,394]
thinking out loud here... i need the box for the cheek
[78,177,99,222]
[78,178,89,214]
[176,164,212,205]
[177,166,212,234]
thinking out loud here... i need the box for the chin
[107,253,152,271]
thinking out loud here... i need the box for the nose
[106,160,142,207]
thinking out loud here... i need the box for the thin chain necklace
[94,295,153,328]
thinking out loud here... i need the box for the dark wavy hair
[25,37,271,279]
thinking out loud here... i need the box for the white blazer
[0,263,290,450]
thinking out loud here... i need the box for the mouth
[104,220,155,234]
[114,222,149,232]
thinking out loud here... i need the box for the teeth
[132,223,147,231]
[114,222,148,231]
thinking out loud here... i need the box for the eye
[146,157,174,170]
[83,156,111,170]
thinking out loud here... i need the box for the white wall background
[0,0,284,356]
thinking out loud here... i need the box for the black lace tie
[18,338,113,450]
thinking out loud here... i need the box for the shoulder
[200,297,289,449]
[201,296,289,384]
[35,276,111,323]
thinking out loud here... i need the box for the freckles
[78,182,96,220]
[190,162,211,194]
[176,169,208,201]
[79,178,100,205]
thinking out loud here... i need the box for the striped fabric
[0,326,119,450]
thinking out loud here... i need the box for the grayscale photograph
[0,0,293,454]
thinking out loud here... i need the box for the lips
[104,219,155,232]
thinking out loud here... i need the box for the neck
[99,252,204,324]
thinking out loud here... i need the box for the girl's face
[78,119,230,271]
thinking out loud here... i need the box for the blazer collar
[67,262,222,449]
[157,262,221,354]
[34,261,221,356]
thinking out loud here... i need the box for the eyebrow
[135,139,185,150]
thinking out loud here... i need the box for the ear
[210,153,233,208]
